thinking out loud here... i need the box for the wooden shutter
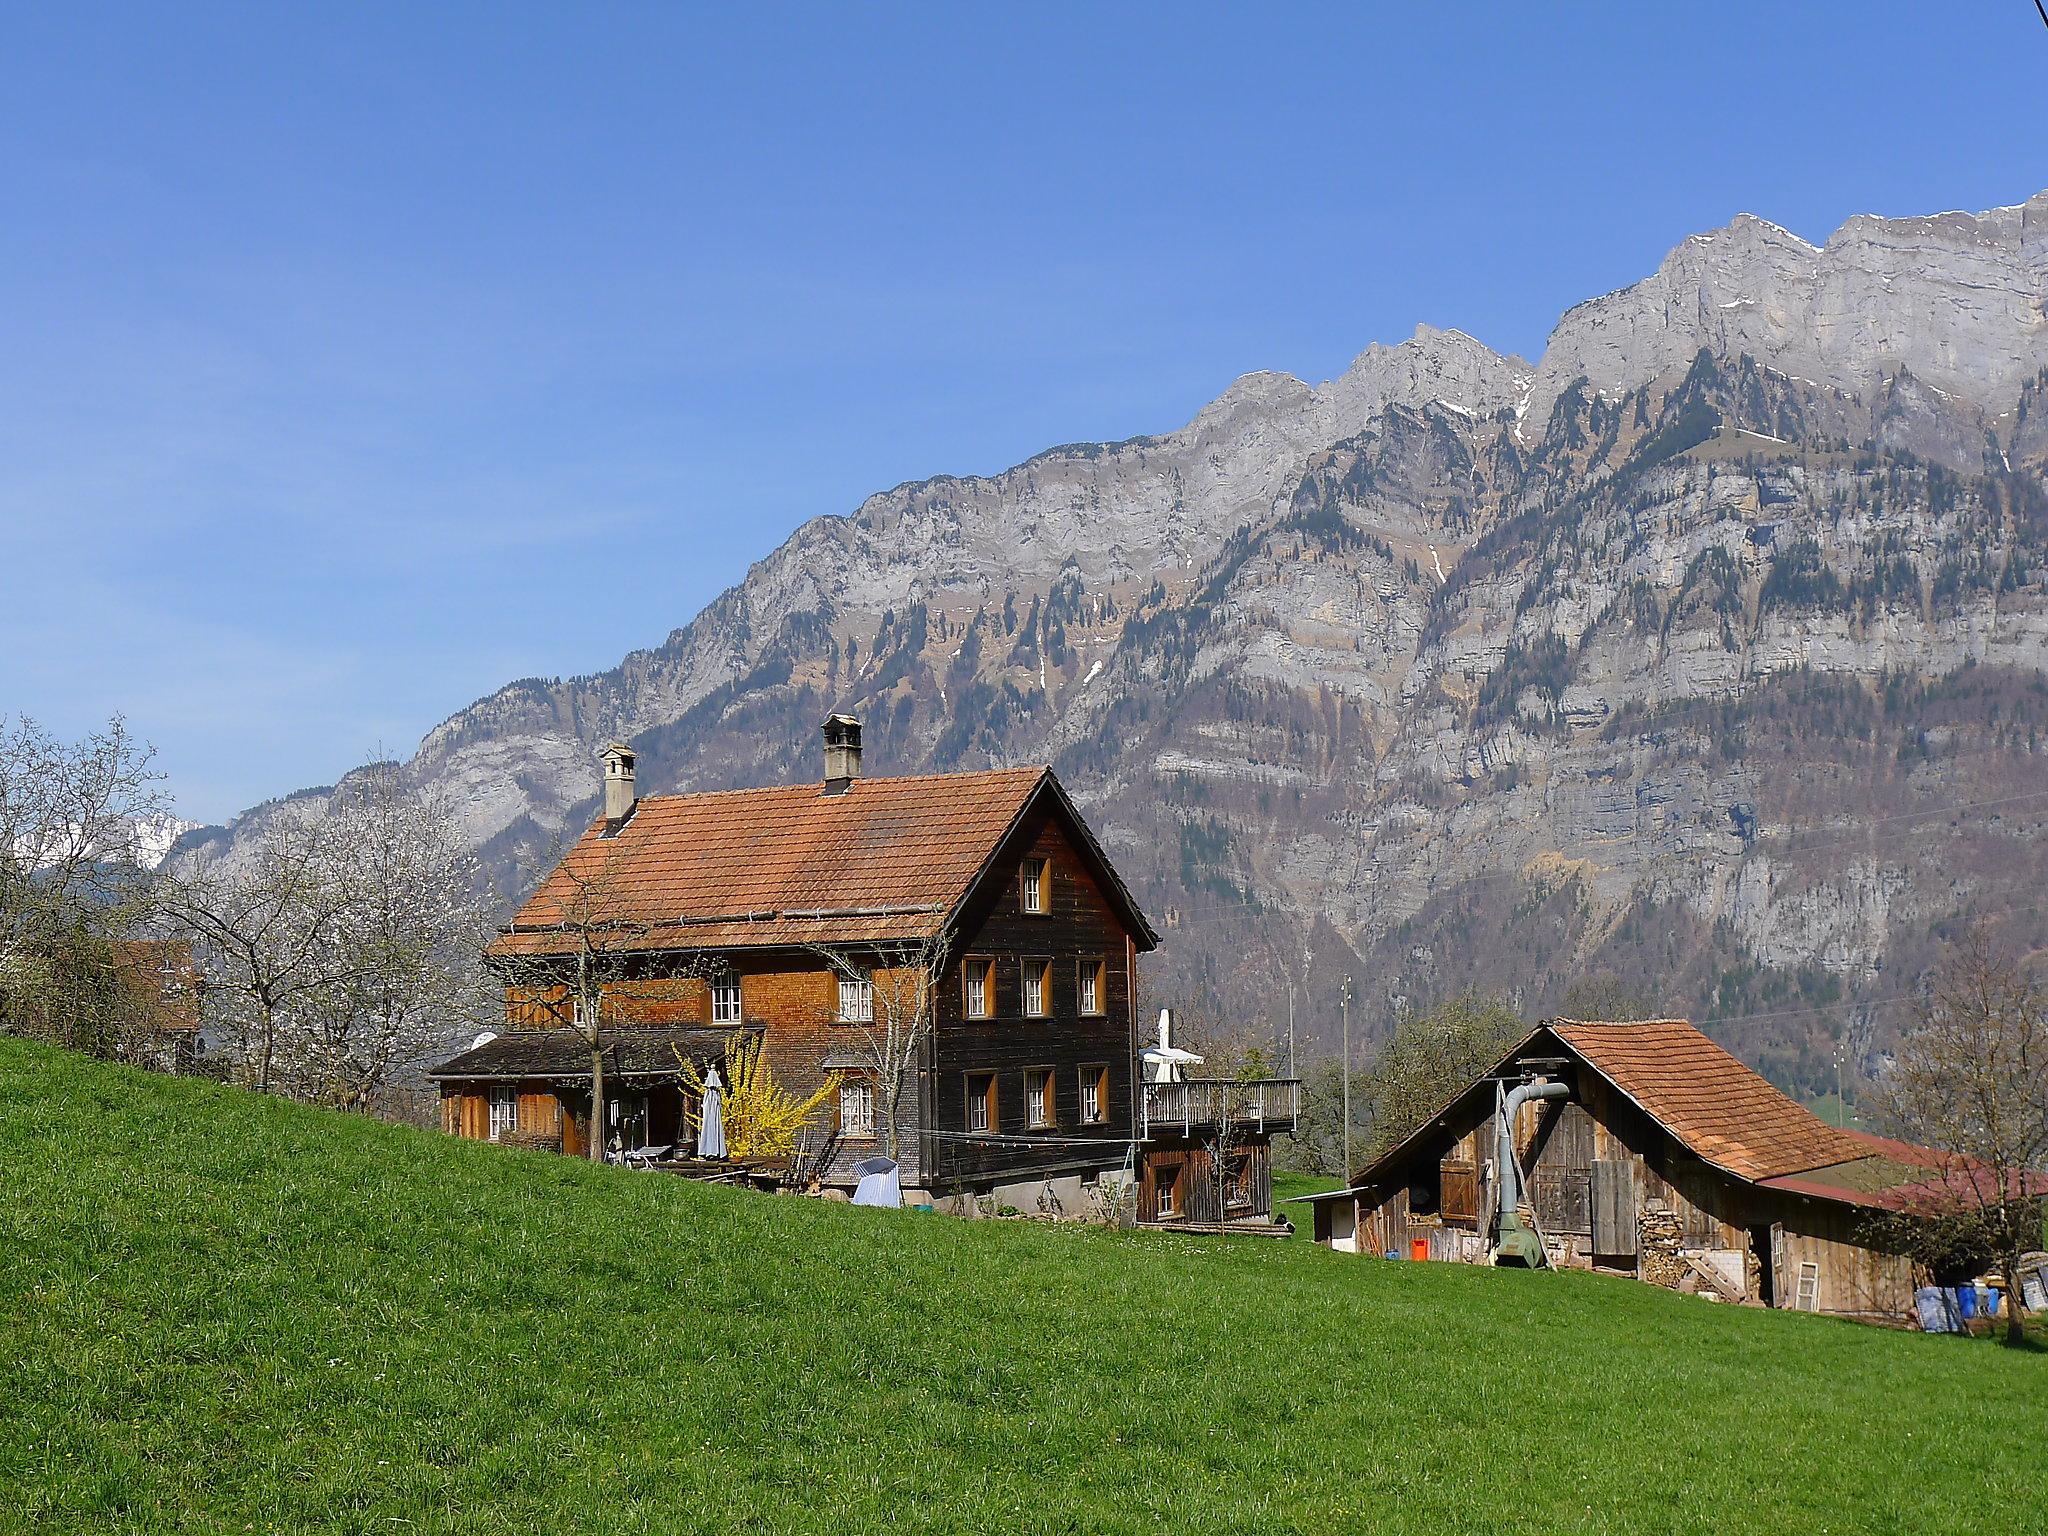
[1440,1160,1479,1221]
[1590,1159,1637,1254]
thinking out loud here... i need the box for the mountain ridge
[188,189,2048,1090]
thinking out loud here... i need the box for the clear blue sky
[5,3,2045,822]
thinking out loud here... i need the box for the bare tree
[1874,933,2048,1345]
[0,714,167,1041]
[163,764,493,1108]
[290,768,494,1110]
[804,928,951,1164]
[161,803,356,1093]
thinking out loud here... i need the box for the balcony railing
[1141,1078,1301,1138]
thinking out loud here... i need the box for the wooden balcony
[1141,1078,1301,1138]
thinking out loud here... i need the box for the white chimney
[601,743,637,829]
[822,713,863,794]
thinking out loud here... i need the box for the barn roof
[488,765,1156,959]
[1306,1017,1958,1214]
[1550,1018,1854,1183]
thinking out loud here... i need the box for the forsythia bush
[677,1035,839,1160]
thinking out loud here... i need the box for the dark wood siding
[928,809,1140,1189]
[1138,1137,1272,1223]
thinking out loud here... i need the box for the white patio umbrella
[695,1063,727,1160]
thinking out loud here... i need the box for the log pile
[1638,1206,1686,1288]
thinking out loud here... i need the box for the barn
[1298,1018,1960,1321]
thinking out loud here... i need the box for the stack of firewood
[1638,1207,1686,1287]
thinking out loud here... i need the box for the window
[838,971,873,1023]
[1022,957,1051,1018]
[711,973,743,1024]
[572,994,592,1028]
[1795,1261,1822,1313]
[1078,1063,1109,1125]
[840,1080,876,1139]
[966,1072,997,1134]
[1226,1154,1254,1209]
[1020,856,1049,914]
[1155,1161,1179,1216]
[962,956,995,1020]
[488,1087,518,1142]
[1078,958,1106,1016]
[1025,1067,1054,1129]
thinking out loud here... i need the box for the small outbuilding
[1299,1018,1961,1322]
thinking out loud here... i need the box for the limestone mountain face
[194,191,2048,1095]
[1525,194,2048,429]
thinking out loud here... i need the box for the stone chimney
[600,743,637,831]
[821,714,862,795]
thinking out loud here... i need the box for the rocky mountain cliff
[190,191,2048,1094]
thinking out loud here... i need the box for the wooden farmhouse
[431,718,1298,1218]
[1299,1018,1964,1321]
[112,938,205,1073]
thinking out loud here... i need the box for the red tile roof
[1320,1017,1971,1215]
[489,765,1147,958]
[1552,1018,1858,1182]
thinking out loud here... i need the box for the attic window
[1020,857,1049,914]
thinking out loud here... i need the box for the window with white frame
[1078,958,1104,1016]
[1078,1062,1108,1125]
[840,1080,876,1139]
[966,1072,996,1133]
[488,1087,518,1142]
[572,993,595,1029]
[1020,857,1049,913]
[711,972,743,1024]
[838,970,873,1023]
[1022,958,1051,1018]
[1025,1067,1054,1129]
[963,956,995,1019]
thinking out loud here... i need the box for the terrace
[1140,1077,1301,1138]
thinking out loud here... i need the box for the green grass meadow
[3,1039,2042,1534]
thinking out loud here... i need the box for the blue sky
[4,3,2046,821]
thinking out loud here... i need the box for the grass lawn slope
[3,1040,2042,1534]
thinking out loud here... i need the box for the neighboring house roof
[488,765,1157,959]
[1304,1017,1962,1215]
[113,939,203,1033]
[429,1024,759,1082]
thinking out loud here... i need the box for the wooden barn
[1299,1018,1961,1321]
[432,716,1263,1211]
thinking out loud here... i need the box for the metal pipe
[1495,1078,1568,1225]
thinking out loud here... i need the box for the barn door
[1590,1160,1637,1256]
[1531,1103,1596,1237]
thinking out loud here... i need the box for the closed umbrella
[696,1063,727,1160]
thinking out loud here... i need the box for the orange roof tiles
[489,766,1052,958]
[1552,1018,1872,1182]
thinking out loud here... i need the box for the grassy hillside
[3,1042,2042,1535]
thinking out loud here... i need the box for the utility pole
[1340,975,1354,1181]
